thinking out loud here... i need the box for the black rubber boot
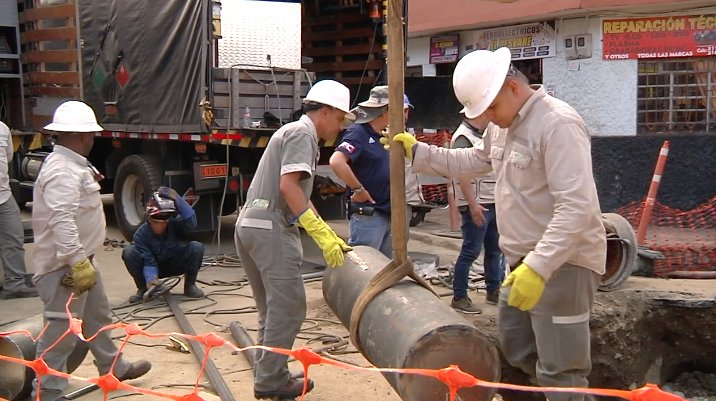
[183,270,204,298]
[123,246,148,303]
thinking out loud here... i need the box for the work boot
[451,296,482,314]
[128,288,146,304]
[183,271,204,298]
[485,290,500,305]
[98,359,152,381]
[254,378,314,400]
[0,286,38,299]
[117,360,152,381]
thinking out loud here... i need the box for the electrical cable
[351,20,380,108]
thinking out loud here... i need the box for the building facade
[406,0,716,137]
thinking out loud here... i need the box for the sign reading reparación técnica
[602,15,716,60]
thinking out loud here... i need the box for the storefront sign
[430,35,459,64]
[602,15,716,60]
[473,22,556,60]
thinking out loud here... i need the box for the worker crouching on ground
[235,79,353,400]
[31,101,151,401]
[389,47,606,401]
[122,187,205,304]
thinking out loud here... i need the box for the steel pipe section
[323,246,500,401]
[0,315,89,400]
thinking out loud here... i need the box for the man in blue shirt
[122,187,204,303]
[329,86,392,257]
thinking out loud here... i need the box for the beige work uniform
[31,145,134,401]
[412,86,606,401]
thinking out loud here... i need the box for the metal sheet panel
[218,0,301,70]
[0,0,18,26]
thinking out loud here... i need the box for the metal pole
[165,293,236,401]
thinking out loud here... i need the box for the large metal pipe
[229,321,257,368]
[323,246,500,401]
[0,315,89,400]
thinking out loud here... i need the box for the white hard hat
[304,80,356,121]
[453,47,512,119]
[44,100,104,133]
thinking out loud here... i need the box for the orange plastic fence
[618,195,716,276]
[415,130,451,206]
[0,295,687,401]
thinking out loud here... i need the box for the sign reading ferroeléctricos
[602,15,716,60]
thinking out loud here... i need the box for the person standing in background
[0,120,38,299]
[449,113,504,314]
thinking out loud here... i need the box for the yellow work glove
[317,214,351,252]
[298,209,351,268]
[69,258,97,294]
[379,132,417,160]
[502,262,545,311]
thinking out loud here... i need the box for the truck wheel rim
[121,175,144,227]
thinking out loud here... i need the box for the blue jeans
[348,211,392,258]
[453,204,504,298]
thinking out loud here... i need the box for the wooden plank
[27,86,80,98]
[305,60,383,73]
[26,71,80,85]
[21,27,76,44]
[340,77,379,86]
[303,27,375,42]
[303,44,374,57]
[22,49,79,64]
[30,114,53,131]
[20,3,76,23]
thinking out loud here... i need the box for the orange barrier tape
[0,295,688,401]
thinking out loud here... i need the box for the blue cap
[403,94,414,110]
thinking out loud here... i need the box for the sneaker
[255,378,314,399]
[486,290,499,305]
[451,296,482,314]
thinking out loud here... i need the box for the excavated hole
[590,294,716,401]
[497,291,716,401]
[662,362,716,401]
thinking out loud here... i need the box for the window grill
[637,58,716,134]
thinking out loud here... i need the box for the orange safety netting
[415,129,451,206]
[617,195,716,276]
[0,295,687,401]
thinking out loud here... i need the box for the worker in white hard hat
[388,47,606,401]
[31,101,151,401]
[235,80,354,400]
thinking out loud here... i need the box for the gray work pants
[31,263,132,401]
[0,197,29,291]
[499,264,599,401]
[235,211,307,392]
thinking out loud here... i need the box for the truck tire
[114,155,163,240]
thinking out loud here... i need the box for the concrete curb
[409,230,462,252]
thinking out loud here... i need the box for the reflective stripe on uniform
[239,218,273,230]
[552,311,590,325]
